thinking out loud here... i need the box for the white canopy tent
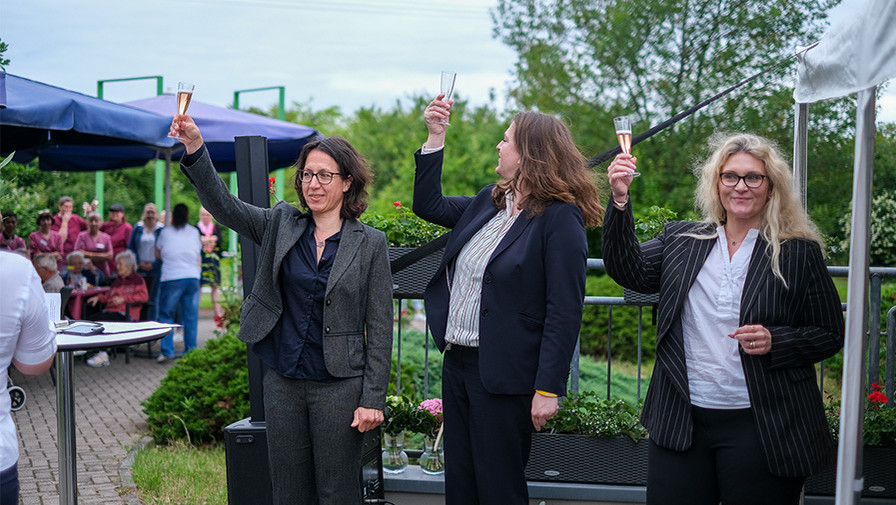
[793,1,896,503]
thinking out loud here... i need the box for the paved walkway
[11,309,219,505]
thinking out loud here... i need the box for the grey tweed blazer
[180,147,394,410]
[603,199,844,477]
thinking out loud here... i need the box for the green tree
[0,37,10,70]
[492,0,839,208]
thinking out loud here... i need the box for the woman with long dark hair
[413,95,603,504]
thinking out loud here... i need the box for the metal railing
[392,260,896,408]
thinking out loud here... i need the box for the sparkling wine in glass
[613,115,639,177]
[170,82,195,139]
[439,71,456,125]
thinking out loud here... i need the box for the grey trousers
[263,370,364,505]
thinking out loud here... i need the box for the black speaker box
[225,418,273,505]
[224,418,383,504]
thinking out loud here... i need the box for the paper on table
[45,293,62,327]
[98,321,180,335]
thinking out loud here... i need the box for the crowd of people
[0,197,226,368]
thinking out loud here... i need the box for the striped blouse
[445,191,519,347]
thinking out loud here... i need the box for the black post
[234,135,269,422]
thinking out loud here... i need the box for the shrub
[142,329,251,446]
[360,201,447,247]
[545,392,647,442]
[839,189,896,267]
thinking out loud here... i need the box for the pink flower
[418,398,443,419]
[393,201,402,207]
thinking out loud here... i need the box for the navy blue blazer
[603,199,844,477]
[413,149,587,396]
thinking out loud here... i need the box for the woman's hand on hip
[729,324,773,355]
[351,407,384,433]
[607,153,638,202]
[531,393,560,432]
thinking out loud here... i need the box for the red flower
[393,201,402,207]
[214,314,224,328]
[869,391,888,404]
[871,382,882,392]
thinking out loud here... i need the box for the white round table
[54,322,179,505]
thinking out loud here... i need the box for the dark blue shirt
[250,222,342,381]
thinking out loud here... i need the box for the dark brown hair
[293,137,372,221]
[491,112,603,227]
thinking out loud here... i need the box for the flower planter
[388,246,444,299]
[804,446,896,498]
[525,433,649,485]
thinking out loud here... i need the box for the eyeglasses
[719,172,767,188]
[299,170,343,185]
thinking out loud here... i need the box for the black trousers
[263,371,364,505]
[647,405,805,505]
[442,345,532,505]
[0,463,18,505]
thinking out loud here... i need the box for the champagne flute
[613,115,639,177]
[438,71,456,125]
[170,82,195,139]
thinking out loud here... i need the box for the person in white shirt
[0,251,58,504]
[154,203,202,362]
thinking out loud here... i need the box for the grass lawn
[132,442,227,505]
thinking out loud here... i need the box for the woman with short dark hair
[170,114,393,505]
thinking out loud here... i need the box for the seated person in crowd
[74,212,114,278]
[83,250,149,368]
[32,254,64,293]
[0,212,27,254]
[62,250,105,288]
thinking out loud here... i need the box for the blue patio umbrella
[13,93,319,173]
[0,73,174,161]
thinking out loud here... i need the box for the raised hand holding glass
[613,116,639,177]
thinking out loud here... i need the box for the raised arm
[412,96,473,228]
[172,114,273,245]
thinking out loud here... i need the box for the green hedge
[142,329,250,446]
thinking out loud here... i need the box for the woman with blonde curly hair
[603,133,844,505]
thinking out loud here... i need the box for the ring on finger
[749,341,755,349]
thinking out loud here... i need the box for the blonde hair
[491,112,603,227]
[691,133,823,285]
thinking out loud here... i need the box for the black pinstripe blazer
[602,201,844,477]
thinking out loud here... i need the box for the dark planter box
[388,246,444,299]
[804,446,896,498]
[525,433,649,485]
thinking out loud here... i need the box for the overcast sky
[2,0,893,122]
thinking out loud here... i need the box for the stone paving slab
[11,310,218,504]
